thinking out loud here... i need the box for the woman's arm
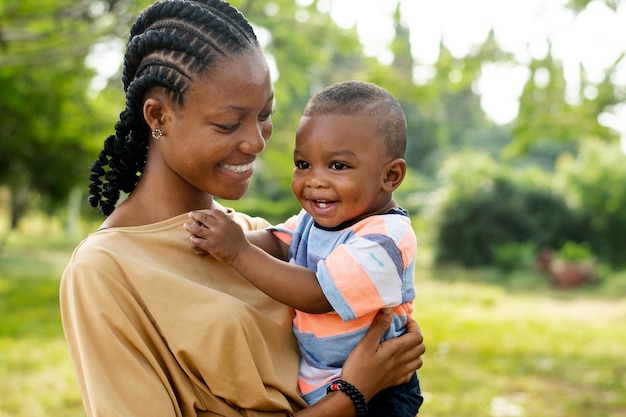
[294,309,425,416]
[61,262,183,416]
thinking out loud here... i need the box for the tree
[509,46,621,157]
[0,0,144,228]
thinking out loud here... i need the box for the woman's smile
[220,162,254,174]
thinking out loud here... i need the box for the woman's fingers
[362,308,393,347]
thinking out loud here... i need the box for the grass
[0,238,85,417]
[1,227,625,417]
[414,272,626,417]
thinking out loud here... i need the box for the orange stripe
[295,311,376,338]
[298,379,317,394]
[399,227,417,267]
[325,245,386,316]
[271,230,292,245]
[352,215,387,236]
[299,374,337,395]
[393,303,414,317]
[295,304,414,338]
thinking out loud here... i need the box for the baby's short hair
[303,81,407,159]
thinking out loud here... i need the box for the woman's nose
[241,124,268,155]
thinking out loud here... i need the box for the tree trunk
[10,186,30,230]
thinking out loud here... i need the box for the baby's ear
[382,158,406,192]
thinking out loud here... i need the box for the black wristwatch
[326,379,368,416]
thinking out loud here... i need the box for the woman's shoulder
[65,229,133,277]
[223,207,271,231]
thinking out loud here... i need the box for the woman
[60,1,425,416]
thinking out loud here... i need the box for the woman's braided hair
[88,0,260,215]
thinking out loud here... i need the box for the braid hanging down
[88,0,259,215]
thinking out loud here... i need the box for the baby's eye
[295,160,310,170]
[330,161,348,170]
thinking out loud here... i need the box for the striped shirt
[270,208,417,405]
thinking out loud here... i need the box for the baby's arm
[185,210,332,314]
[245,229,288,261]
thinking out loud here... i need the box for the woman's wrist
[326,379,368,416]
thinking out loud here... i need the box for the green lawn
[0,242,85,417]
[414,268,626,417]
[1,233,625,417]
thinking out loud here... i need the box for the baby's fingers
[187,235,209,255]
[184,219,202,235]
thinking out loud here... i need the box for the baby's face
[291,112,392,228]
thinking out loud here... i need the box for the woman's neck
[100,179,216,228]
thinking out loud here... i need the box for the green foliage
[555,241,594,262]
[509,49,621,156]
[2,0,625,270]
[492,241,537,272]
[566,0,622,12]
[555,140,626,267]
[433,139,626,270]
[394,168,427,216]
[433,153,586,267]
[0,0,148,226]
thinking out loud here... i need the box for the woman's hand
[340,309,425,402]
[293,309,425,416]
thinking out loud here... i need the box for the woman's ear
[143,87,176,130]
[382,158,407,192]
[143,94,170,131]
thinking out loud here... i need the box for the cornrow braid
[88,0,259,215]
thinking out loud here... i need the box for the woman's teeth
[222,163,253,173]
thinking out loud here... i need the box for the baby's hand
[184,215,212,257]
[184,209,249,265]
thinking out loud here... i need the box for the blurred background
[1,0,625,416]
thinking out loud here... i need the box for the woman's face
[154,50,274,201]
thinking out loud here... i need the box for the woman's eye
[295,161,310,169]
[330,161,347,170]
[259,109,275,121]
[215,122,241,132]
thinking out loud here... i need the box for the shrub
[555,140,626,268]
[433,153,587,267]
[492,241,537,272]
[555,241,594,262]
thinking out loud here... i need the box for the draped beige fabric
[61,211,306,417]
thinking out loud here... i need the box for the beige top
[60,211,306,417]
